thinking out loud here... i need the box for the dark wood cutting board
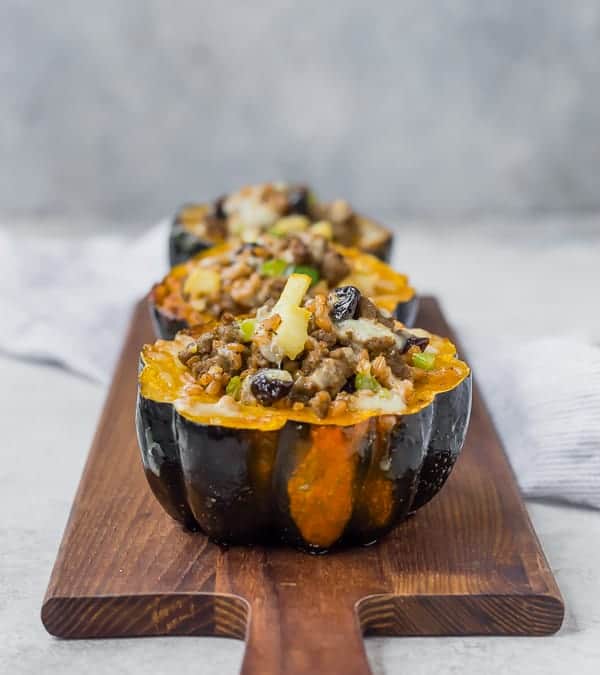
[42,297,564,675]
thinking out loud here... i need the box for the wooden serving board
[42,297,564,675]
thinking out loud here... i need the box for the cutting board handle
[240,597,371,675]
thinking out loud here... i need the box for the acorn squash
[136,280,470,551]
[168,182,393,265]
[151,238,417,340]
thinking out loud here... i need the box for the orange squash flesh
[287,423,367,549]
[139,325,469,430]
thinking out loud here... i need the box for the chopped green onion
[226,375,242,400]
[412,351,436,370]
[355,373,381,392]
[260,258,288,277]
[239,318,256,342]
[291,265,320,286]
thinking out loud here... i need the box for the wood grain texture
[42,297,564,675]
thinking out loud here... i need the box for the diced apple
[274,273,311,309]
[270,215,310,236]
[272,273,312,359]
[310,220,333,239]
[183,267,221,298]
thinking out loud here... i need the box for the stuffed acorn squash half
[169,181,392,265]
[152,231,417,340]
[137,275,471,552]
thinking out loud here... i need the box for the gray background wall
[2,0,600,229]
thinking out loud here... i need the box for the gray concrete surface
[2,1,600,226]
[1,220,599,674]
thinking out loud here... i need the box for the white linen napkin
[465,335,600,510]
[0,222,170,381]
[0,223,598,509]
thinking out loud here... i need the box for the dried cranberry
[235,242,260,254]
[401,334,430,354]
[287,186,310,215]
[329,286,362,322]
[342,377,356,394]
[251,369,293,406]
[213,195,227,219]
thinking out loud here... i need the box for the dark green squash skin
[168,209,394,267]
[148,301,189,341]
[135,395,199,531]
[410,371,473,511]
[149,293,420,341]
[136,366,471,552]
[169,215,218,267]
[372,235,392,264]
[394,295,419,328]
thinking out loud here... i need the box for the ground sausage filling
[178,182,361,247]
[157,232,349,320]
[153,231,412,328]
[178,274,434,419]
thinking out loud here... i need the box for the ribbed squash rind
[136,361,471,551]
[154,238,416,340]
